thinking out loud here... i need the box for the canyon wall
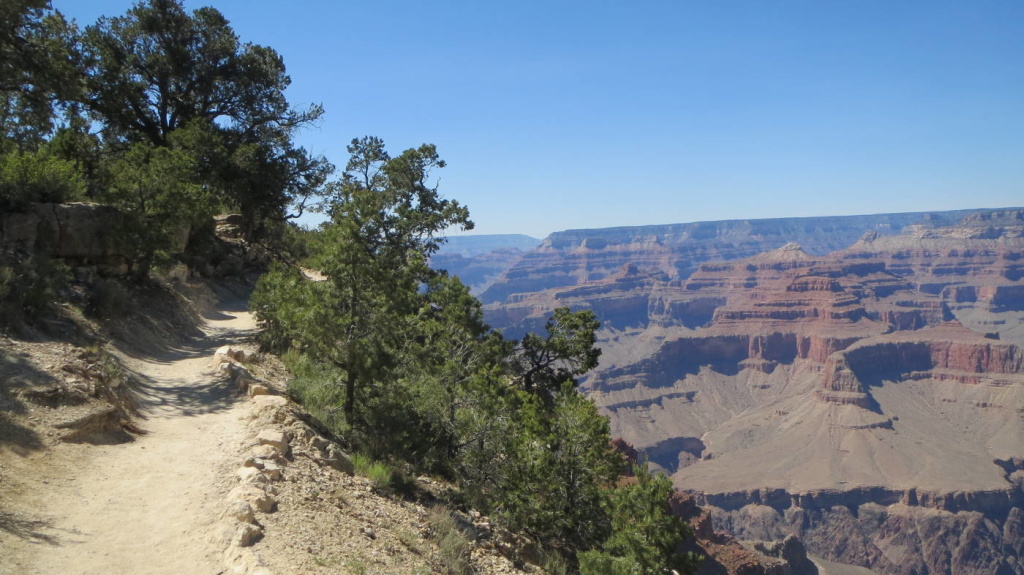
[479,209,984,305]
[481,208,1024,574]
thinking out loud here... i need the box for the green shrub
[0,150,86,211]
[0,254,68,325]
[281,350,349,435]
[87,277,133,320]
[351,453,392,488]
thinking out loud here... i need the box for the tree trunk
[344,369,356,423]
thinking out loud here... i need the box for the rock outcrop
[0,202,134,274]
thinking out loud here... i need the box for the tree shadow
[0,347,56,455]
[124,321,257,417]
[0,511,61,545]
[129,367,243,418]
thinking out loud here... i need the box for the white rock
[250,444,287,464]
[261,462,284,481]
[257,429,289,453]
[223,547,263,575]
[247,384,271,396]
[250,394,288,413]
[211,519,261,548]
[222,500,257,524]
[236,466,268,484]
[228,484,276,513]
[231,522,262,547]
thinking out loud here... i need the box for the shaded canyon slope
[431,234,540,295]
[483,208,1024,575]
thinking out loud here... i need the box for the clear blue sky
[58,1,1024,238]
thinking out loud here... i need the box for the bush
[282,350,350,435]
[351,453,392,488]
[0,254,68,325]
[0,150,86,211]
[87,277,133,320]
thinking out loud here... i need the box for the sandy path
[3,304,257,575]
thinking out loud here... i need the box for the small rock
[236,376,255,393]
[228,485,277,513]
[290,423,314,444]
[310,436,330,454]
[232,522,262,547]
[250,395,288,416]
[218,362,234,376]
[362,527,377,539]
[257,429,289,453]
[262,462,284,481]
[251,444,287,464]
[247,384,271,396]
[223,546,264,575]
[237,466,268,484]
[211,519,263,548]
[215,345,246,363]
[325,445,355,475]
[222,500,257,524]
[242,457,265,469]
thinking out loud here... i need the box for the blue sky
[58,1,1024,238]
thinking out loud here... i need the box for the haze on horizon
[57,0,1024,238]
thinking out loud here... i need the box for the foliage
[101,136,215,279]
[0,148,85,210]
[79,0,331,237]
[579,464,699,575]
[426,506,473,575]
[0,253,68,325]
[0,0,80,147]
[253,136,471,423]
[498,387,620,551]
[513,307,602,400]
[278,349,349,434]
[350,453,392,488]
[80,0,315,147]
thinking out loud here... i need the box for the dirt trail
[3,302,257,575]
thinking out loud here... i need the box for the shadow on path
[127,310,258,418]
[0,511,63,545]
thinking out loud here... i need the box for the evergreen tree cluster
[1,0,330,278]
[252,137,700,574]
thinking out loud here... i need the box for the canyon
[473,208,1024,575]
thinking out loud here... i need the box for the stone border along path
[212,345,357,575]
